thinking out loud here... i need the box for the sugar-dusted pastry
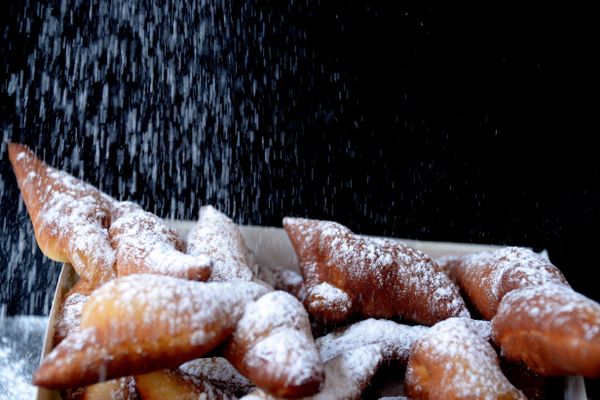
[257,265,306,301]
[242,318,427,400]
[33,274,269,389]
[187,205,255,281]
[492,283,600,378]
[283,217,469,325]
[53,278,95,345]
[8,143,116,285]
[135,369,232,400]
[109,202,211,281]
[224,291,324,398]
[63,377,138,400]
[405,317,526,400]
[180,358,254,397]
[444,247,568,319]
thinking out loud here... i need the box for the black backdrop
[1,2,597,316]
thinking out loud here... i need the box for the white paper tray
[36,222,588,399]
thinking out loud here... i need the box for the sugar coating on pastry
[316,318,428,364]
[187,205,255,282]
[109,204,211,280]
[405,317,525,400]
[447,247,568,319]
[492,283,600,377]
[54,292,88,345]
[314,319,427,399]
[180,358,254,397]
[241,345,384,400]
[225,291,323,397]
[247,319,425,400]
[283,217,469,325]
[8,143,116,284]
[305,282,352,319]
[34,275,269,388]
[79,275,267,342]
[257,265,306,301]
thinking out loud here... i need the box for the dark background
[1,3,597,313]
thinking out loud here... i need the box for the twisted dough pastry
[243,319,427,400]
[492,283,600,378]
[224,291,324,398]
[187,205,255,281]
[8,143,116,285]
[33,275,269,389]
[405,317,526,400]
[109,202,212,281]
[283,217,468,325]
[442,247,568,319]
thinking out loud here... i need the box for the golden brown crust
[492,284,600,378]
[445,247,568,319]
[283,217,468,325]
[405,318,526,400]
[8,143,116,285]
[109,202,211,281]
[33,275,269,389]
[135,370,232,400]
[224,291,324,398]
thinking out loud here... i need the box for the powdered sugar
[317,318,427,364]
[248,319,425,400]
[460,247,568,307]
[406,317,525,400]
[187,205,255,281]
[54,292,88,343]
[283,218,468,324]
[495,283,600,342]
[82,275,267,341]
[241,345,384,400]
[109,207,211,279]
[9,144,116,284]
[231,291,322,387]
[306,282,351,316]
[36,275,269,386]
[179,357,254,396]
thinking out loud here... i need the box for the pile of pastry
[9,143,600,400]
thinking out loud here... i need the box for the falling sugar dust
[0,1,339,397]
[1,0,339,316]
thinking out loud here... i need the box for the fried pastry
[224,291,324,398]
[492,283,600,378]
[109,202,212,281]
[283,217,469,325]
[8,143,116,285]
[187,205,255,281]
[33,274,269,389]
[135,369,232,400]
[443,247,568,319]
[405,317,526,400]
[53,278,95,345]
[242,318,426,400]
